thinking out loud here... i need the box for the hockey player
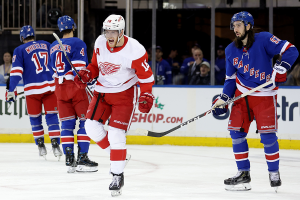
[74,14,155,196]
[212,11,299,192]
[49,15,98,173]
[5,25,62,160]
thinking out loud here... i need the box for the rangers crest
[99,62,121,76]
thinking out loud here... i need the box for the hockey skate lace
[232,171,243,178]
[111,175,121,187]
[270,172,279,181]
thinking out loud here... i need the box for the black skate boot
[51,138,63,161]
[224,171,251,191]
[109,172,124,197]
[37,137,47,160]
[76,152,98,172]
[65,147,77,173]
[269,171,281,193]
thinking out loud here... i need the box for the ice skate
[37,137,47,160]
[76,152,98,172]
[51,138,63,161]
[269,171,281,193]
[65,147,77,173]
[224,171,251,191]
[109,172,124,197]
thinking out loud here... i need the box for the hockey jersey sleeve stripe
[138,74,154,83]
[225,73,236,80]
[71,60,86,65]
[24,82,55,91]
[280,42,293,55]
[86,49,100,79]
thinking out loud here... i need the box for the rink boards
[0,85,299,149]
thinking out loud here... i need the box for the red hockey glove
[5,89,17,102]
[271,61,288,85]
[74,68,92,89]
[211,93,229,115]
[138,92,155,113]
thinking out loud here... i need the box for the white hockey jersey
[87,35,154,93]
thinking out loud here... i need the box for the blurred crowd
[146,44,300,86]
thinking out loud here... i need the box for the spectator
[148,46,172,85]
[166,47,182,85]
[215,45,226,85]
[0,52,12,84]
[190,61,211,85]
[181,44,209,84]
[284,63,300,86]
[188,48,203,84]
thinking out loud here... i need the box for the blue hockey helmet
[20,25,35,42]
[57,15,77,32]
[230,11,254,30]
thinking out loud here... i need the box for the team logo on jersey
[12,55,16,63]
[233,57,238,65]
[99,62,121,76]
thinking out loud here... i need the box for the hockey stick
[135,80,274,137]
[52,33,93,97]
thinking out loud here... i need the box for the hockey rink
[0,144,299,200]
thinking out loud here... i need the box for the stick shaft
[52,33,93,97]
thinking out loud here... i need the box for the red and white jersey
[87,35,154,94]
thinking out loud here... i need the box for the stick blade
[135,128,148,136]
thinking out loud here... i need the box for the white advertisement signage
[0,86,299,140]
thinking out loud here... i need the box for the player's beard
[236,29,248,42]
[107,37,118,48]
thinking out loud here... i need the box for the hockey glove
[271,61,288,86]
[138,92,155,113]
[211,93,230,115]
[74,68,92,89]
[5,89,17,102]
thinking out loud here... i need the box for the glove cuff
[220,93,230,102]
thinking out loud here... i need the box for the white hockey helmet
[103,14,125,43]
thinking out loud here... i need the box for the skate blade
[111,189,122,197]
[67,166,76,173]
[125,154,131,167]
[76,165,98,172]
[39,155,47,160]
[225,183,251,191]
[273,187,279,193]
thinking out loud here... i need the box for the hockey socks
[77,120,90,153]
[261,133,279,172]
[231,131,250,171]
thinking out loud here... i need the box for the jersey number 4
[31,52,49,74]
[55,52,65,72]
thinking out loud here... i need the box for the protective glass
[230,21,243,30]
[103,30,119,38]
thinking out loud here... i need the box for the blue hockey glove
[212,93,230,115]
[5,89,17,102]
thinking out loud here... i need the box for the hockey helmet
[20,25,35,42]
[230,11,254,30]
[103,14,125,43]
[57,15,77,32]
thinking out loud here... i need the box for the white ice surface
[0,144,299,200]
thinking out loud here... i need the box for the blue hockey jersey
[9,40,55,95]
[223,32,299,97]
[49,37,88,84]
[148,58,172,85]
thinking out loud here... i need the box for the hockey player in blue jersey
[212,11,298,192]
[49,15,98,173]
[5,25,62,160]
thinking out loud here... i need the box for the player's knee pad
[45,113,59,126]
[61,118,76,130]
[108,126,126,149]
[230,130,247,140]
[85,119,106,142]
[29,115,42,126]
[260,133,278,147]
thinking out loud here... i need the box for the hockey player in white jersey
[212,11,298,192]
[74,14,155,196]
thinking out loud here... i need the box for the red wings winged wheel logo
[99,62,121,76]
